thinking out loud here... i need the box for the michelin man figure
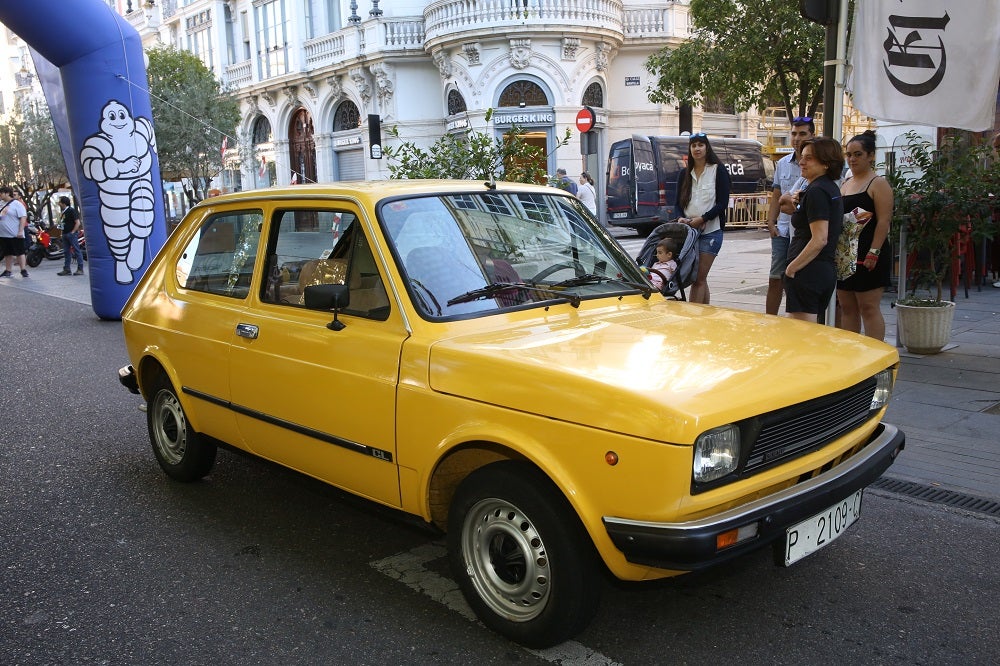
[81,100,157,284]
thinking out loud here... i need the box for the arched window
[447,89,467,116]
[333,101,361,131]
[498,80,548,108]
[252,116,272,144]
[582,82,604,108]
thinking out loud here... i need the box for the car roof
[197,179,560,210]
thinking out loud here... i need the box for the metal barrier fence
[727,192,771,228]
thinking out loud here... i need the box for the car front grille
[742,377,877,475]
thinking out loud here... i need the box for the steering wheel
[530,260,586,283]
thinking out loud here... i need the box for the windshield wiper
[552,273,654,298]
[447,282,581,308]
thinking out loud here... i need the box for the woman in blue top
[784,137,845,322]
[673,133,731,304]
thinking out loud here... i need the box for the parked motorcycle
[26,224,87,268]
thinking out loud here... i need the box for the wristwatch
[867,248,881,256]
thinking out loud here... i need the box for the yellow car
[118,180,904,647]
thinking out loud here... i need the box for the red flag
[221,135,228,160]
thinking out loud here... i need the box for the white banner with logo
[848,0,1000,131]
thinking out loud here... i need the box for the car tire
[147,373,216,482]
[447,461,601,648]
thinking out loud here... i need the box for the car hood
[426,300,898,444]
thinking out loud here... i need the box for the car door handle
[235,323,259,339]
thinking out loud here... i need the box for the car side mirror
[304,283,350,331]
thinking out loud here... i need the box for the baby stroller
[635,221,700,300]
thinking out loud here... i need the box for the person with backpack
[673,133,731,304]
[56,196,85,276]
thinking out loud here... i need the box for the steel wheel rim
[152,391,186,465]
[461,498,550,622]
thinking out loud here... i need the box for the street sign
[575,107,595,133]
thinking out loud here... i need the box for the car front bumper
[602,422,905,571]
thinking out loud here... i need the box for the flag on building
[221,135,228,161]
[259,155,266,178]
[848,0,1000,131]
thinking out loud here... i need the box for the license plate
[612,212,628,219]
[784,490,863,566]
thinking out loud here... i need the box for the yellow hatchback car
[119,180,904,647]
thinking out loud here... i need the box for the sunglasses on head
[792,116,812,123]
[690,132,707,140]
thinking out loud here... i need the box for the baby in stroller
[636,221,700,300]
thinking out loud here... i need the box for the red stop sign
[575,107,595,133]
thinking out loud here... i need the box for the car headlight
[870,369,894,411]
[693,424,740,483]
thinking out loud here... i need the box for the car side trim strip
[183,386,394,463]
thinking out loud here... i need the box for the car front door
[229,205,407,507]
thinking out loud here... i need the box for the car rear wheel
[147,373,216,481]
[447,461,601,648]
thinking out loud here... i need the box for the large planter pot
[895,300,956,354]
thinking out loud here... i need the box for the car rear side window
[176,210,262,298]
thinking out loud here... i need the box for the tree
[645,0,828,121]
[0,104,68,222]
[145,45,240,202]
[383,109,571,184]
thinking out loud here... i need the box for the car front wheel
[447,461,601,648]
[147,373,216,482]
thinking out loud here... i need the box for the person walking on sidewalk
[0,185,29,278]
[674,133,732,304]
[765,117,814,315]
[56,196,85,276]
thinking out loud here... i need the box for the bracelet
[867,248,881,257]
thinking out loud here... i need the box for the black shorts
[0,236,25,257]
[784,261,836,315]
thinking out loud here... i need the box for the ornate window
[582,82,604,108]
[252,116,272,144]
[333,101,361,131]
[498,80,548,107]
[447,89,467,116]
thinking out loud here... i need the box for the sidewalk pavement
[5,235,1000,501]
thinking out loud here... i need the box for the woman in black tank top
[837,131,893,341]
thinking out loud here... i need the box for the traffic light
[799,0,838,25]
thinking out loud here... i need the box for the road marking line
[370,542,622,665]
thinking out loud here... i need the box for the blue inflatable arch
[0,0,166,319]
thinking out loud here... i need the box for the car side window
[262,209,390,320]
[176,210,262,298]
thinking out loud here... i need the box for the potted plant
[890,131,998,353]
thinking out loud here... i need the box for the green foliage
[0,104,68,220]
[890,131,999,303]
[145,45,240,200]
[645,0,827,120]
[383,109,571,183]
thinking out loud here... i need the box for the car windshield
[379,189,650,319]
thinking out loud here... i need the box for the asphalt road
[2,282,998,665]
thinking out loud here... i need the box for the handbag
[835,208,871,281]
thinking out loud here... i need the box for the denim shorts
[698,229,724,256]
[769,235,790,279]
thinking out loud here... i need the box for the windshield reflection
[379,190,646,319]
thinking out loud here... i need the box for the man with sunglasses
[765,116,815,315]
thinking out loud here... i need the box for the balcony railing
[623,4,689,39]
[424,0,625,44]
[224,60,253,88]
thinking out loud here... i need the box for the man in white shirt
[765,117,814,315]
[0,186,29,278]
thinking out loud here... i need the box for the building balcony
[304,17,425,71]
[423,0,626,51]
